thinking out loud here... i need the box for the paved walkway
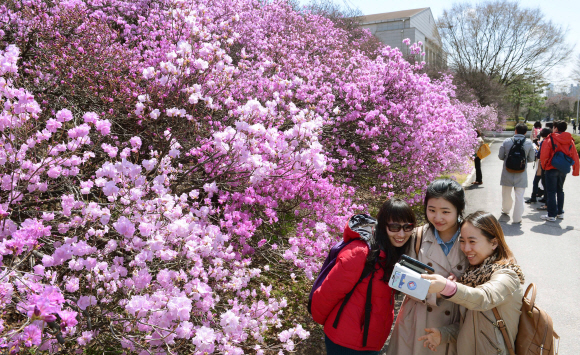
[464,137,580,355]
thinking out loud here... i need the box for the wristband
[440,279,457,297]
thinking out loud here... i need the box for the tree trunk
[514,101,521,123]
[525,109,532,123]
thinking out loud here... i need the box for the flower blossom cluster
[0,0,499,353]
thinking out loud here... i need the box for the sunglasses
[387,223,415,233]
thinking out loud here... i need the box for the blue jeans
[325,335,379,355]
[545,169,566,217]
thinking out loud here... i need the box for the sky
[304,0,580,91]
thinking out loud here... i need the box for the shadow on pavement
[530,224,574,236]
[498,213,510,223]
[525,204,575,230]
[500,221,525,236]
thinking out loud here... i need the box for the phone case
[400,254,435,274]
[388,263,430,301]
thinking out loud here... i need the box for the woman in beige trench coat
[386,179,469,355]
[419,211,524,355]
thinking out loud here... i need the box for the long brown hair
[462,211,516,264]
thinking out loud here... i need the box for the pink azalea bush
[0,0,499,353]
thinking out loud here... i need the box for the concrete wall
[369,27,416,54]
[362,20,409,35]
[359,8,445,66]
[409,9,444,66]
[410,9,440,47]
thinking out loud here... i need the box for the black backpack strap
[332,262,376,329]
[332,273,366,329]
[362,269,377,347]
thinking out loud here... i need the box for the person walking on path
[531,121,542,143]
[472,130,484,185]
[498,123,535,223]
[526,127,552,204]
[573,120,577,134]
[539,121,580,222]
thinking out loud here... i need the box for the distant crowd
[498,121,579,223]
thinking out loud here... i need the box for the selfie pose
[387,179,468,355]
[310,199,417,354]
[419,211,525,355]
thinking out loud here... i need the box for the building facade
[358,8,444,67]
[570,84,580,98]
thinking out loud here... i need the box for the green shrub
[573,135,580,155]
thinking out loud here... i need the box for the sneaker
[540,215,556,222]
[525,199,536,204]
[557,213,564,219]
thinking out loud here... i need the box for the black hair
[534,121,542,129]
[515,123,528,135]
[555,121,567,132]
[540,127,552,138]
[424,178,466,226]
[370,198,417,281]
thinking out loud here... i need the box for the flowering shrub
[454,100,502,133]
[0,0,499,353]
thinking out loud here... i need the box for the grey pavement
[464,137,580,355]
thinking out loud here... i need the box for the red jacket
[311,221,395,351]
[540,132,580,176]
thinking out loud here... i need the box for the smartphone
[399,254,435,274]
[388,263,430,300]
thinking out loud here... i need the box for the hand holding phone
[388,263,430,300]
[399,254,435,274]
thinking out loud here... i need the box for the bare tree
[299,0,382,56]
[574,53,580,81]
[438,1,573,86]
[545,95,575,121]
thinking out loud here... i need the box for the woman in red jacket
[311,198,417,354]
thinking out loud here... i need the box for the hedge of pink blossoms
[0,0,499,353]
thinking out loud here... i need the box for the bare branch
[438,0,574,86]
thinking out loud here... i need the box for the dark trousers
[545,169,566,217]
[325,335,379,355]
[474,157,482,183]
[530,174,541,200]
[540,169,546,198]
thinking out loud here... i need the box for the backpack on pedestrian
[549,136,575,174]
[505,138,528,173]
[307,214,378,347]
[493,283,560,355]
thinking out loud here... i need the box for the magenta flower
[113,216,135,238]
[77,331,93,346]
[21,325,42,347]
[55,109,73,122]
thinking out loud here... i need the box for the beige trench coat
[438,269,524,355]
[386,224,468,355]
